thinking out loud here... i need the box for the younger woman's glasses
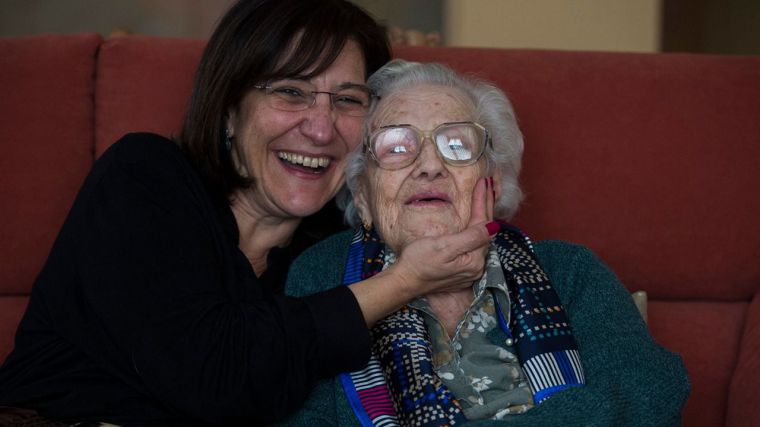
[254,79,377,117]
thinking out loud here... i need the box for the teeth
[278,152,331,169]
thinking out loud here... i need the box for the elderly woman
[282,60,690,426]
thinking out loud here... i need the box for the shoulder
[293,230,355,266]
[100,132,185,169]
[532,239,629,305]
[533,240,600,270]
[69,132,219,227]
[89,133,188,180]
[286,230,355,297]
[88,133,201,195]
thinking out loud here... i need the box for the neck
[230,190,301,276]
[385,244,475,337]
[426,288,474,338]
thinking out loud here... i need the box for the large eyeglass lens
[371,127,420,168]
[435,124,483,163]
[265,81,372,116]
[370,123,487,169]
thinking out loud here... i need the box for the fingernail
[486,221,500,236]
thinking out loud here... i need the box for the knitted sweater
[282,230,690,426]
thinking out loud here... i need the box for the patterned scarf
[340,222,585,426]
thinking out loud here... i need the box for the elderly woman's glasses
[254,80,377,117]
[367,121,491,170]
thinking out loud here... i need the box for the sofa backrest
[93,38,760,302]
[6,36,759,301]
[94,36,204,157]
[0,33,101,295]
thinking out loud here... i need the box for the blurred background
[1,0,758,54]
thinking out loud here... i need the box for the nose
[411,136,447,180]
[300,93,336,145]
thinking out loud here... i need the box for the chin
[421,217,462,236]
[390,222,457,248]
[283,197,331,219]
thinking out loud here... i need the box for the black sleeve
[59,134,370,423]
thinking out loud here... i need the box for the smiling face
[227,40,366,220]
[356,84,489,252]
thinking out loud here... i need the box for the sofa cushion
[395,46,760,302]
[0,33,101,295]
[649,300,747,427]
[95,36,205,156]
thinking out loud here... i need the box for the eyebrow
[337,82,371,91]
[274,77,370,91]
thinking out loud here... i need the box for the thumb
[468,177,488,227]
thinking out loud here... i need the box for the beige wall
[0,0,233,38]
[444,0,662,52]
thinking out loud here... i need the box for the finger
[486,176,495,222]
[468,177,488,227]
[435,222,492,263]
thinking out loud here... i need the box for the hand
[348,178,498,327]
[391,177,496,296]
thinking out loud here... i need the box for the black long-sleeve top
[0,133,371,426]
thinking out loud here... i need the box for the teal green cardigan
[280,231,690,426]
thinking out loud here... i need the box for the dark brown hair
[179,0,391,199]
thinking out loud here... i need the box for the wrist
[347,267,417,327]
[381,264,418,302]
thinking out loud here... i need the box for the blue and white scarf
[340,222,585,426]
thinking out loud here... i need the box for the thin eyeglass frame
[366,121,493,170]
[253,82,378,117]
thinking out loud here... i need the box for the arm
[281,234,355,426]
[471,241,690,426]
[64,134,369,424]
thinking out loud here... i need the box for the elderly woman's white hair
[338,59,524,227]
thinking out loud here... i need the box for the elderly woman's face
[357,84,488,252]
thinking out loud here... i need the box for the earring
[224,128,233,151]
[362,218,372,231]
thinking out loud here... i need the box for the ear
[226,107,237,138]
[225,107,249,177]
[491,168,503,203]
[354,179,374,227]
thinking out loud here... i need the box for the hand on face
[384,177,496,297]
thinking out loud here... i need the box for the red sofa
[1,33,759,426]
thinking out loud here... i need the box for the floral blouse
[385,247,534,420]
